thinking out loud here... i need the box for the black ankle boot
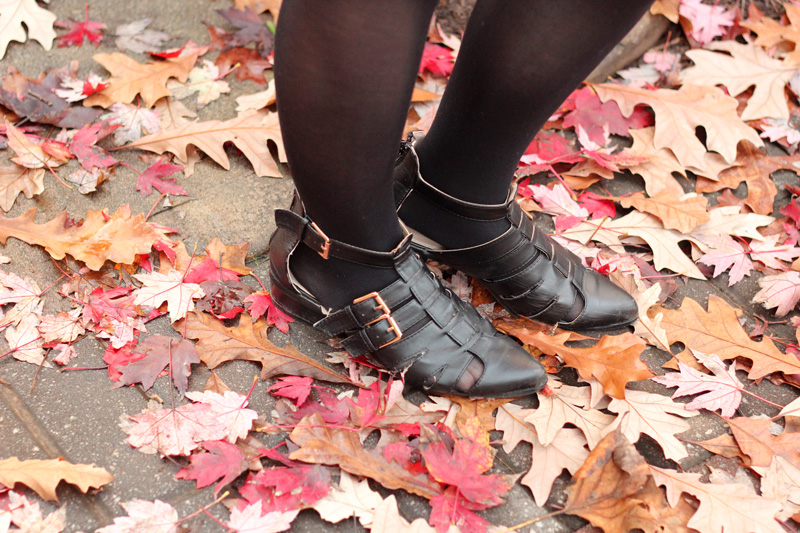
[268,195,548,397]
[393,138,638,331]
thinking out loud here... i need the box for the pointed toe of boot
[561,269,638,331]
[463,334,548,398]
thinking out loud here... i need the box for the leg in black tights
[273,0,437,310]
[400,0,654,249]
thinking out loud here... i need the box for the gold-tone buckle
[309,221,331,259]
[353,291,391,319]
[352,292,402,348]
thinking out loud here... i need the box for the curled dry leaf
[0,0,57,59]
[179,310,349,383]
[727,416,800,470]
[289,413,441,500]
[0,164,44,212]
[618,191,709,234]
[0,205,169,270]
[0,457,113,502]
[657,295,800,379]
[126,109,286,177]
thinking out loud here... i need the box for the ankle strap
[274,206,413,268]
[394,141,518,222]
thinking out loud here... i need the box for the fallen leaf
[55,5,105,48]
[179,311,348,383]
[679,0,735,45]
[619,191,709,233]
[70,120,118,170]
[135,159,185,197]
[651,465,784,533]
[727,416,800,470]
[517,329,652,399]
[37,308,84,344]
[0,164,44,212]
[742,4,800,66]
[226,501,297,533]
[100,103,161,145]
[216,46,272,85]
[114,18,170,54]
[289,414,441,500]
[0,0,57,59]
[657,295,800,379]
[133,270,204,322]
[523,427,589,507]
[593,83,763,170]
[116,335,199,394]
[0,205,167,270]
[525,378,616,449]
[312,471,383,527]
[167,59,230,107]
[122,402,228,456]
[603,389,697,462]
[84,50,200,108]
[696,235,754,286]
[688,432,749,462]
[4,312,45,366]
[126,109,286,178]
[753,271,800,317]
[185,390,258,443]
[653,352,744,417]
[5,119,62,169]
[2,490,66,532]
[174,440,249,495]
[371,494,439,533]
[761,456,800,520]
[94,499,179,533]
[0,457,113,502]
[564,429,692,532]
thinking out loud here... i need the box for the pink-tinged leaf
[122,402,228,456]
[518,131,582,175]
[51,343,77,365]
[185,390,258,443]
[429,487,492,533]
[238,464,331,512]
[679,0,736,44]
[116,335,200,395]
[283,388,349,425]
[226,500,299,533]
[95,499,178,533]
[37,308,84,343]
[577,191,616,219]
[749,235,800,269]
[419,43,454,77]
[562,87,631,146]
[652,351,743,418]
[183,258,240,284]
[244,291,293,333]
[70,121,119,170]
[347,380,387,428]
[422,440,510,506]
[697,235,753,285]
[135,160,186,197]
[267,376,314,407]
[175,440,248,495]
[55,6,106,47]
[753,271,800,317]
[528,183,589,219]
[132,270,205,322]
[103,340,143,381]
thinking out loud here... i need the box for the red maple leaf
[419,43,454,77]
[517,132,583,177]
[238,464,331,512]
[82,286,138,325]
[282,388,349,425]
[103,340,143,381]
[184,258,241,284]
[384,441,427,476]
[136,160,187,197]
[55,5,106,47]
[70,120,119,170]
[267,376,314,407]
[429,487,492,533]
[244,292,293,333]
[115,335,200,395]
[175,440,249,495]
[577,191,616,219]
[422,440,510,506]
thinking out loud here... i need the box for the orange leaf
[179,311,349,384]
[204,237,253,275]
[656,295,800,380]
[289,413,441,500]
[0,457,113,502]
[618,190,710,233]
[0,205,167,270]
[84,50,200,108]
[516,330,652,398]
[727,416,800,470]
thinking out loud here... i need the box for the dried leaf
[179,311,348,383]
[657,295,800,379]
[619,191,709,233]
[727,416,800,470]
[0,205,167,270]
[127,109,285,177]
[0,0,56,59]
[132,270,204,322]
[312,471,383,527]
[593,83,763,170]
[523,427,589,507]
[753,271,800,317]
[653,352,743,417]
[0,457,113,502]
[0,164,44,212]
[289,414,441,500]
[84,50,200,108]
[95,499,179,533]
[603,389,697,462]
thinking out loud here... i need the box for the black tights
[273,0,653,309]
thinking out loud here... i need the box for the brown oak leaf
[516,329,652,399]
[179,310,349,383]
[289,413,441,500]
[126,109,286,178]
[84,50,201,108]
[727,416,800,470]
[0,205,169,270]
[0,457,113,502]
[655,295,800,379]
[618,191,710,233]
[564,430,694,533]
[0,164,44,212]
[696,141,800,215]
